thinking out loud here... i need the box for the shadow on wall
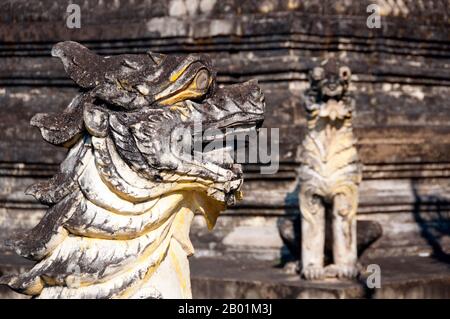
[277,182,301,266]
[411,178,450,264]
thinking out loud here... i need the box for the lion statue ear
[51,41,105,89]
[52,41,161,90]
[30,94,85,147]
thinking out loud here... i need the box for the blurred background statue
[298,60,362,280]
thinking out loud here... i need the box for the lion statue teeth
[0,41,265,298]
[298,59,362,280]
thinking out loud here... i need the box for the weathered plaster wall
[1,0,449,262]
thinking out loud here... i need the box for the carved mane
[1,42,264,298]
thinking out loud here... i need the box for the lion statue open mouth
[0,42,265,299]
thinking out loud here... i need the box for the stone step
[1,252,449,299]
[190,256,450,299]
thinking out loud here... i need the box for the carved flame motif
[298,59,362,280]
[0,42,264,298]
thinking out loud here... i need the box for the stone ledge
[190,256,450,299]
[1,252,449,299]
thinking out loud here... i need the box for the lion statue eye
[339,66,351,80]
[195,69,210,90]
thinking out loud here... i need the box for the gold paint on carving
[170,64,190,82]
[169,248,188,297]
[159,76,212,106]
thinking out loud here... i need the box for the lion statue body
[298,60,362,280]
[0,42,264,298]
